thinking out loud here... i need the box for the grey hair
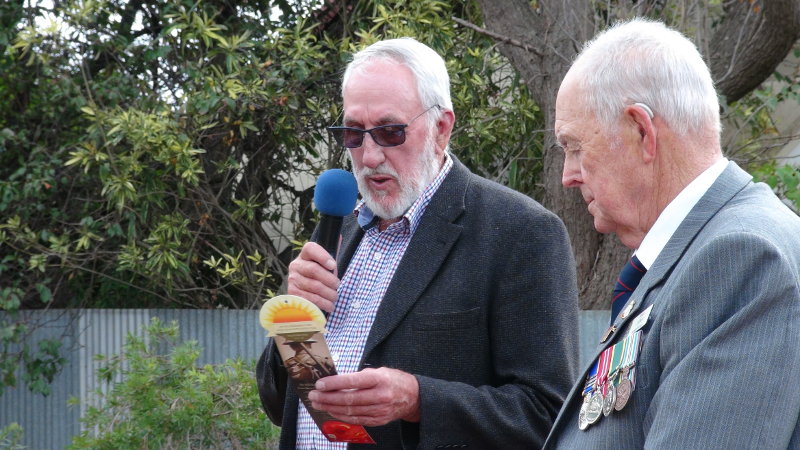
[341,37,453,128]
[569,18,721,138]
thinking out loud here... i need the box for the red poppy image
[321,420,375,444]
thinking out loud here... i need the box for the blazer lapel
[606,161,752,340]
[360,158,469,361]
[547,161,753,439]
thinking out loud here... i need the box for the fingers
[315,370,378,392]
[286,242,339,312]
[300,241,338,271]
[308,368,420,426]
[324,405,398,428]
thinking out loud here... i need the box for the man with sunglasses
[257,37,579,449]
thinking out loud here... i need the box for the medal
[602,342,623,417]
[594,345,614,419]
[586,391,603,424]
[580,328,645,430]
[614,330,643,411]
[597,346,614,398]
[602,382,616,416]
[578,395,590,430]
[579,361,598,430]
[625,330,642,388]
[580,328,643,430]
[614,368,632,411]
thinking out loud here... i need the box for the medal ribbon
[597,346,613,396]
[622,330,642,388]
[583,361,598,395]
[609,337,625,383]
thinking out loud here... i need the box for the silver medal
[602,382,616,417]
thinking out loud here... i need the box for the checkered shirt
[296,154,453,449]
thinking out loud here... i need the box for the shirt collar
[635,158,728,269]
[355,152,453,232]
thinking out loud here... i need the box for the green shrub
[0,422,25,450]
[68,318,279,449]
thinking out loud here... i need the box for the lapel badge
[600,325,616,343]
[619,299,636,320]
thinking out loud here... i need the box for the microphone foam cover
[314,169,359,217]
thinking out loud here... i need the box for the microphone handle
[316,214,344,259]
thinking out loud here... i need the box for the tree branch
[710,0,800,103]
[451,16,543,57]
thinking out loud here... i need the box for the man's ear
[624,104,657,163]
[434,109,456,154]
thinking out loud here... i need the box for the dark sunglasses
[327,105,440,148]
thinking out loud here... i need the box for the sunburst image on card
[260,295,327,339]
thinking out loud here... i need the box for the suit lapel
[547,162,752,441]
[606,162,752,338]
[359,158,469,361]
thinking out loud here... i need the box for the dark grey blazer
[545,162,800,449]
[258,157,579,449]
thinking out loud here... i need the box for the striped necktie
[610,255,647,324]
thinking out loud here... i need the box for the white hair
[569,18,721,138]
[341,37,452,128]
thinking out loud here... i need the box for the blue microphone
[313,169,359,258]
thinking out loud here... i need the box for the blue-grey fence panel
[153,309,267,366]
[578,309,611,368]
[0,308,607,449]
[78,309,151,420]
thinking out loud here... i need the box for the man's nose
[561,155,582,188]
[360,135,386,168]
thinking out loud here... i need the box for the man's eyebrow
[374,114,404,125]
[342,116,360,126]
[554,131,570,147]
[555,133,583,153]
[344,114,403,127]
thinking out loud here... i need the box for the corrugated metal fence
[0,309,609,449]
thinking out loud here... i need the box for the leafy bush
[0,422,25,450]
[68,318,279,449]
[752,162,800,211]
[0,293,65,397]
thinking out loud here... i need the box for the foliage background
[0,0,797,426]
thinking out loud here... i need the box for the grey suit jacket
[258,157,579,449]
[545,162,800,449]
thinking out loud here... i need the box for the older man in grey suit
[545,18,800,449]
[257,37,579,449]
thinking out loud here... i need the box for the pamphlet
[259,294,375,444]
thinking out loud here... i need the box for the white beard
[352,132,441,220]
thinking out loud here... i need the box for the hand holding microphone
[287,169,358,313]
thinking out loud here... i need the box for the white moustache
[358,165,398,180]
